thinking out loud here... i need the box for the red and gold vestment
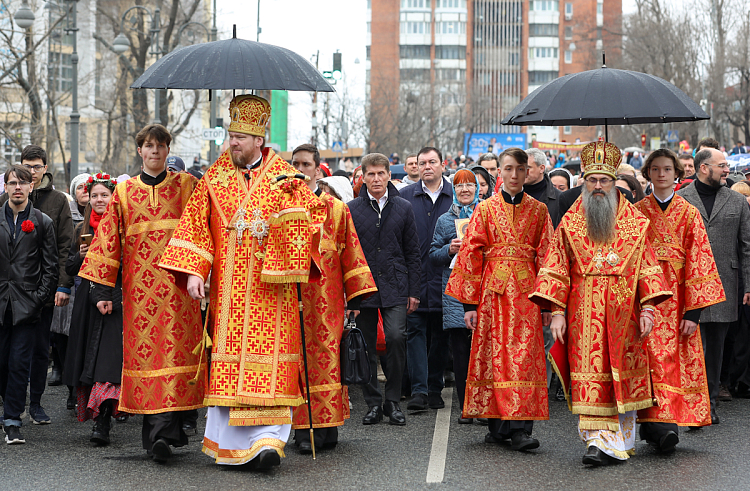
[445,194,552,420]
[530,196,672,431]
[635,194,725,426]
[79,172,205,414]
[292,193,376,430]
[159,148,326,438]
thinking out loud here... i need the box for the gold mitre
[228,94,270,137]
[581,141,620,179]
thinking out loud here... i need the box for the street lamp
[14,1,35,29]
[113,6,163,124]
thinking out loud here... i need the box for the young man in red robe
[446,147,552,452]
[635,149,725,452]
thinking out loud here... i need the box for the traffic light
[332,52,342,80]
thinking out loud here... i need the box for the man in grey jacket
[677,147,750,424]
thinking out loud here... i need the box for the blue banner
[463,133,527,161]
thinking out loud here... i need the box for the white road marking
[426,387,453,483]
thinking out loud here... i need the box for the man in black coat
[0,165,58,444]
[398,146,454,411]
[525,148,561,227]
[349,153,421,426]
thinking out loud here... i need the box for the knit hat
[70,173,91,197]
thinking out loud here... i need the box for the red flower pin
[21,220,34,233]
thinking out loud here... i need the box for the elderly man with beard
[531,141,672,466]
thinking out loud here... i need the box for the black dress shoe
[658,431,679,453]
[458,416,473,424]
[362,406,383,425]
[428,393,445,409]
[711,409,720,425]
[407,393,428,411]
[582,445,619,466]
[299,440,313,455]
[151,438,172,463]
[246,449,281,470]
[510,431,539,451]
[48,368,62,387]
[484,432,506,444]
[383,400,406,426]
[476,418,488,426]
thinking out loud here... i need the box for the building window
[439,21,465,35]
[564,50,572,63]
[366,46,371,60]
[48,52,73,92]
[400,45,431,59]
[400,68,430,82]
[437,68,466,81]
[367,22,371,33]
[401,0,428,8]
[435,45,465,59]
[530,47,558,58]
[499,72,517,86]
[565,3,573,15]
[529,24,558,37]
[528,71,558,85]
[564,26,572,39]
[436,0,466,8]
[509,52,519,66]
[597,3,603,14]
[530,1,559,11]
[564,126,572,134]
[401,21,430,34]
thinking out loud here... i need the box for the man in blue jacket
[349,153,421,426]
[399,147,454,411]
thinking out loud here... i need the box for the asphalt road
[2,384,748,490]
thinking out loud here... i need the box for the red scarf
[89,210,104,230]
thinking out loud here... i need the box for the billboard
[463,133,526,161]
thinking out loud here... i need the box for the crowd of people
[1,94,749,472]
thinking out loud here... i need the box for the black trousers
[294,427,338,446]
[29,305,53,406]
[449,328,471,412]
[142,411,189,451]
[640,422,678,444]
[359,305,406,407]
[0,310,36,424]
[700,321,731,411]
[488,418,533,439]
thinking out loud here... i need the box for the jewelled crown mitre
[228,95,271,137]
[581,141,621,179]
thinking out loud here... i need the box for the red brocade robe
[159,148,326,430]
[635,194,725,426]
[292,193,377,430]
[445,193,552,420]
[78,172,206,414]
[530,196,672,431]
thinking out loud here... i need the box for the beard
[582,186,618,243]
[705,168,723,188]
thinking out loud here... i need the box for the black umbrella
[131,26,334,92]
[501,60,708,141]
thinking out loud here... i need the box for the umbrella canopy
[131,27,334,92]
[501,66,708,129]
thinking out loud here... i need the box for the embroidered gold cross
[593,248,606,270]
[234,208,249,247]
[292,234,306,251]
[210,165,234,189]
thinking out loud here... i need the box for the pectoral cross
[235,208,249,247]
[593,248,606,270]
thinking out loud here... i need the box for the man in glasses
[531,141,671,466]
[677,147,750,424]
[0,145,74,425]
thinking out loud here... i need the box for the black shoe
[246,449,281,470]
[66,387,76,410]
[476,418,489,426]
[115,414,129,423]
[458,416,473,424]
[582,445,619,466]
[48,368,62,387]
[444,370,455,386]
[362,406,383,425]
[658,431,679,453]
[299,440,313,455]
[383,400,406,425]
[484,432,508,444]
[711,408,720,425]
[90,422,111,446]
[182,422,197,436]
[407,393,428,411]
[29,405,51,425]
[4,426,25,445]
[151,438,172,463]
[510,431,539,451]
[428,393,445,409]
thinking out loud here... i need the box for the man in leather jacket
[0,165,58,444]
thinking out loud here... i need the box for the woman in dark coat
[63,174,124,446]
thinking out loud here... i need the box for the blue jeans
[0,310,37,426]
[406,311,449,396]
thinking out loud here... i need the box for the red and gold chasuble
[445,194,552,420]
[635,194,725,426]
[530,196,672,431]
[292,193,377,430]
[79,172,206,414]
[159,148,326,430]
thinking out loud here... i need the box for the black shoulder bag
[340,312,371,385]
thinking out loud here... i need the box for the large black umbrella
[131,26,333,92]
[501,61,708,141]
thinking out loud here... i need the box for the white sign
[202,128,226,141]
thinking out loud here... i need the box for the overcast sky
[213,0,639,149]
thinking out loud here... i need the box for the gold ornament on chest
[232,208,268,248]
[593,246,620,270]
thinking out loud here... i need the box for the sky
[213,0,640,150]
[214,0,369,150]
